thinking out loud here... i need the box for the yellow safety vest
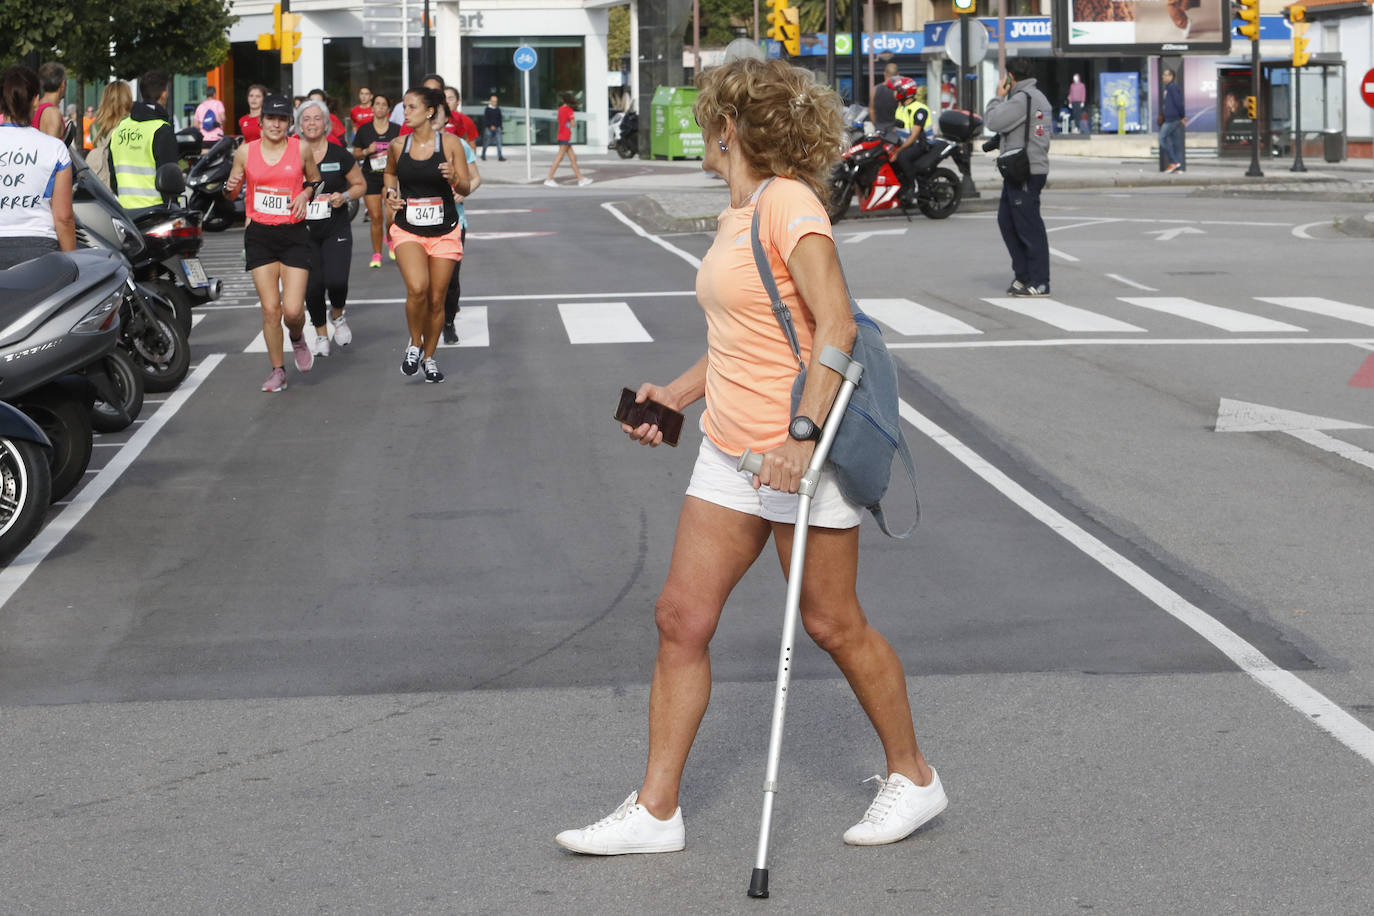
[108,115,167,209]
[896,101,930,133]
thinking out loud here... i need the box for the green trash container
[651,86,703,160]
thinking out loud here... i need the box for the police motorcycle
[0,249,129,504]
[185,134,241,232]
[71,156,195,395]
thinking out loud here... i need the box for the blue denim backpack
[749,179,919,538]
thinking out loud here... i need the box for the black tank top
[305,142,357,238]
[393,133,459,237]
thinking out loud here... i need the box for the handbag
[749,179,919,538]
[995,92,1033,185]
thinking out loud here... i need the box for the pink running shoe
[369,253,382,268]
[291,335,314,372]
[261,367,287,392]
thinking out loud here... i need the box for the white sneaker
[843,770,948,846]
[332,315,352,347]
[577,177,593,187]
[312,334,330,357]
[555,791,685,855]
[543,178,559,188]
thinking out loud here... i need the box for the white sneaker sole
[554,834,684,855]
[843,793,948,846]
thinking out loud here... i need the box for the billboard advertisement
[1052,0,1234,55]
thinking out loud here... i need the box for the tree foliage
[0,0,235,80]
[608,5,631,69]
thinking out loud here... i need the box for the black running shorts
[244,221,311,272]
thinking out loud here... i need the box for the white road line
[1291,221,1328,240]
[244,320,335,353]
[338,291,700,307]
[0,355,226,611]
[1048,247,1080,263]
[1257,297,1374,329]
[898,397,1374,768]
[435,306,489,348]
[558,302,653,344]
[886,337,1372,350]
[601,201,703,269]
[858,298,982,336]
[1105,273,1158,291]
[983,297,1145,333]
[1047,218,1121,233]
[1117,297,1307,333]
[191,313,206,327]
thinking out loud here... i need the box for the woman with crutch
[556,57,947,857]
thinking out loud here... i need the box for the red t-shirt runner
[351,105,373,129]
[239,113,261,142]
[557,104,574,142]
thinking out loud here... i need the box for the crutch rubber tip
[747,867,769,898]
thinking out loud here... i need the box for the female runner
[383,86,471,384]
[352,92,399,268]
[223,94,323,392]
[238,84,265,142]
[297,100,365,357]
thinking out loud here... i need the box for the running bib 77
[370,153,388,172]
[406,197,443,227]
[306,198,332,221]
[254,187,293,216]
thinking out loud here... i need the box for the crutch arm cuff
[819,344,864,384]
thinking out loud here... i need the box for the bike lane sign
[514,46,538,71]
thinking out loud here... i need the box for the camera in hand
[982,135,1001,153]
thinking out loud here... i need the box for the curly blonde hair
[92,80,133,142]
[693,58,843,203]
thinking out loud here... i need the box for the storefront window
[462,36,586,144]
[323,37,428,113]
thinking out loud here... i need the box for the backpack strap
[870,439,920,538]
[748,177,805,372]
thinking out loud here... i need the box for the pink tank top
[245,136,304,225]
[31,102,54,130]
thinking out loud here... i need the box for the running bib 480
[254,187,293,217]
[406,197,443,227]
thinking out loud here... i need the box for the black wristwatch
[788,416,821,442]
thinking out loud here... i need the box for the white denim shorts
[684,435,863,529]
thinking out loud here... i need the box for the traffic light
[1234,0,1260,41]
[781,7,800,56]
[280,11,303,64]
[1289,5,1310,67]
[1244,95,1257,119]
[257,2,281,51]
[952,0,976,13]
[765,0,788,43]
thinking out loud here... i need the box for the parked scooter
[185,135,242,232]
[608,109,639,159]
[0,402,53,563]
[0,249,128,502]
[175,125,203,166]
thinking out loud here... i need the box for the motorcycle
[185,135,242,232]
[608,109,639,159]
[71,159,195,394]
[175,125,204,166]
[826,108,982,223]
[0,401,53,563]
[0,249,128,502]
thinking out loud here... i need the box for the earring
[718,140,728,151]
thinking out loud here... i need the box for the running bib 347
[254,187,293,217]
[406,197,443,227]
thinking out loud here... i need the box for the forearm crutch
[736,345,864,899]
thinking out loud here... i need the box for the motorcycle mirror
[155,163,186,199]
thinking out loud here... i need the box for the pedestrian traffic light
[781,7,800,56]
[1289,6,1310,67]
[280,11,303,64]
[765,0,789,44]
[952,0,976,13]
[1245,95,1257,119]
[257,2,282,51]
[1235,0,1260,41]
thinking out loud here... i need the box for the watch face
[790,417,817,441]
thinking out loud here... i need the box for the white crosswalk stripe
[982,297,1146,333]
[1255,297,1374,329]
[1117,297,1306,333]
[557,301,653,344]
[859,298,982,336]
[436,307,489,348]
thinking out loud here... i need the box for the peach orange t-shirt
[696,177,833,456]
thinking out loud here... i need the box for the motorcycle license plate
[181,257,210,288]
[406,197,443,227]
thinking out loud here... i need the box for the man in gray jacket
[983,58,1052,297]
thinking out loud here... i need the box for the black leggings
[443,226,467,324]
[306,228,352,328]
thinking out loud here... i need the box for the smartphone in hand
[614,387,684,447]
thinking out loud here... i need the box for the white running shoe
[577,177,593,187]
[555,791,685,855]
[843,770,948,846]
[332,315,352,347]
[543,178,559,188]
[312,334,330,357]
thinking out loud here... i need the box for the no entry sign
[1362,68,1374,109]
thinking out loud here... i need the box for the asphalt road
[1,183,1372,914]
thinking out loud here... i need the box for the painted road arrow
[1216,398,1374,472]
[1146,226,1205,242]
[842,228,907,244]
